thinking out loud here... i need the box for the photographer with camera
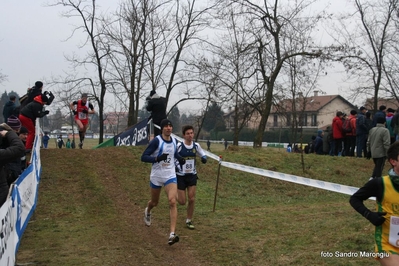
[19,94,52,151]
[18,81,54,111]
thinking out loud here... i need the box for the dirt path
[93,150,207,266]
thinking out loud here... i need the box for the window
[311,114,317,126]
[273,114,278,127]
[300,114,307,127]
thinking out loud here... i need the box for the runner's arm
[141,138,160,163]
[349,178,382,217]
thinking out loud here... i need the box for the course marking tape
[171,134,370,199]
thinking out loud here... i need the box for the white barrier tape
[220,161,371,198]
[171,134,365,198]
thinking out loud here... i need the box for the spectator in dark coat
[386,108,395,144]
[57,135,65,149]
[356,106,368,158]
[391,108,399,141]
[323,126,332,155]
[364,111,373,157]
[146,90,167,137]
[372,105,386,127]
[42,133,50,149]
[2,95,16,123]
[314,130,324,155]
[18,127,28,172]
[0,124,25,205]
[6,117,23,185]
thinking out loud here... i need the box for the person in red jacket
[332,111,344,156]
[69,93,95,149]
[343,110,357,157]
[19,94,50,150]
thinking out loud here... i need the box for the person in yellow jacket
[350,141,399,265]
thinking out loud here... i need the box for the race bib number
[389,216,399,247]
[161,157,171,167]
[78,112,87,119]
[182,159,194,174]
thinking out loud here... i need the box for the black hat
[82,93,88,98]
[350,110,357,115]
[19,126,28,134]
[160,119,173,130]
[35,81,43,89]
[360,106,367,111]
[387,108,395,113]
[150,90,156,97]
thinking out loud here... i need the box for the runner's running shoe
[186,221,195,230]
[144,207,151,226]
[168,233,179,245]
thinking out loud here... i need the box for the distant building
[363,97,399,113]
[225,91,358,131]
[103,112,128,134]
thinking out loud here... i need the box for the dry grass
[16,144,383,265]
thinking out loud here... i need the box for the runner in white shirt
[141,119,185,245]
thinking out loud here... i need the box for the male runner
[70,93,95,149]
[176,125,207,229]
[141,119,185,245]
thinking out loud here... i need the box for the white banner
[0,120,42,265]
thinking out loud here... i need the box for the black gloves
[40,110,49,118]
[364,210,386,226]
[366,151,371,160]
[82,109,88,114]
[201,157,207,164]
[178,157,186,166]
[156,153,168,162]
[73,110,77,115]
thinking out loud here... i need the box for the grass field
[15,142,385,265]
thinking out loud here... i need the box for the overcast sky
[0,0,356,112]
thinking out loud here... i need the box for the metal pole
[213,156,222,212]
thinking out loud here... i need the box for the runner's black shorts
[177,174,198,190]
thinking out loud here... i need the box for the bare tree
[277,57,326,172]
[0,71,6,84]
[330,0,398,111]
[206,8,257,145]
[51,0,111,144]
[222,0,323,148]
[101,0,214,127]
[103,0,158,126]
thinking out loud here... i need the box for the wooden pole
[213,156,222,212]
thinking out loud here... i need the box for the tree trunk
[253,85,274,148]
